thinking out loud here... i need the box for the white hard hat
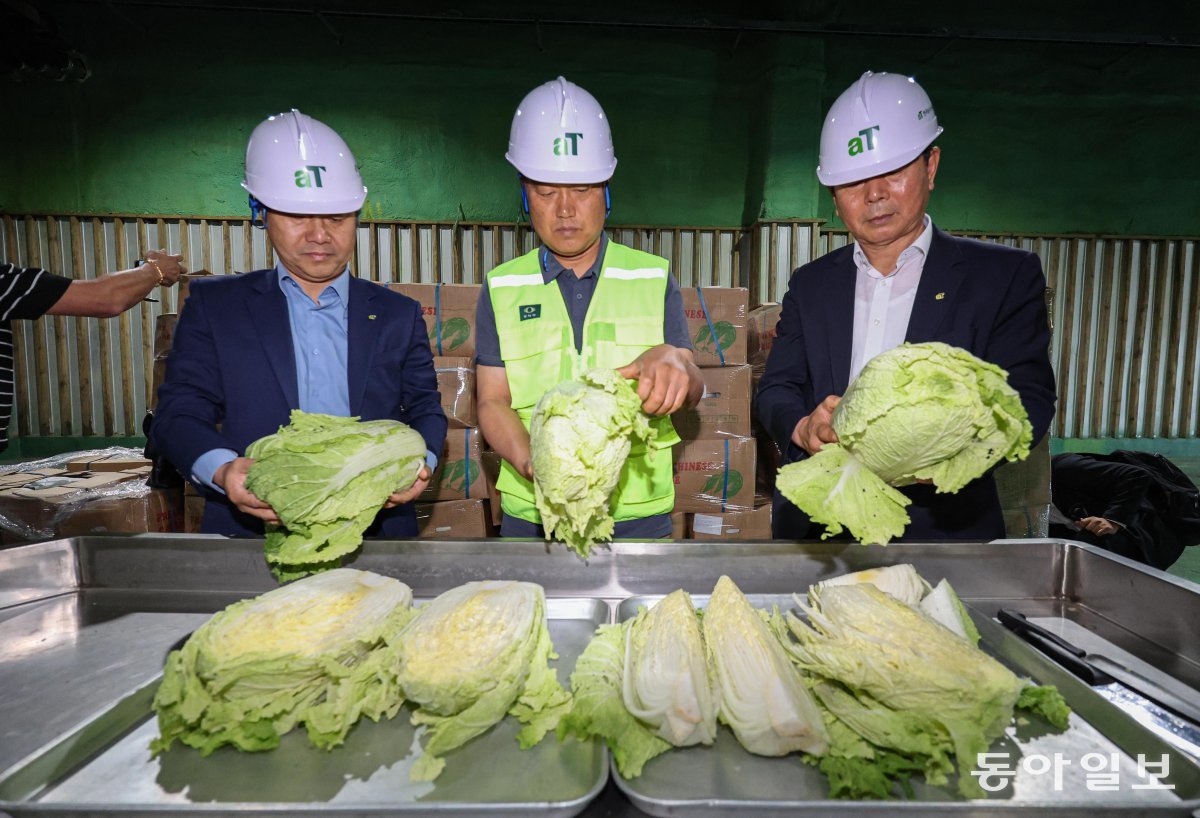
[505,76,617,184]
[816,71,943,187]
[241,109,367,214]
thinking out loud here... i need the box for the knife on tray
[997,608,1200,761]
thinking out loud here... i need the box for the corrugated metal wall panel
[774,226,1200,439]
[3,213,1197,440]
[1,214,757,440]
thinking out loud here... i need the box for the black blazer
[756,227,1056,541]
[1049,453,1184,569]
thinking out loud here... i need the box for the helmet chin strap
[248,195,267,229]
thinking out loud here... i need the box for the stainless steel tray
[0,573,607,816]
[612,593,1200,815]
[2,535,1200,816]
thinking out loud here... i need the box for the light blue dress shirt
[191,265,436,494]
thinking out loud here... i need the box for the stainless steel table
[2,536,1199,816]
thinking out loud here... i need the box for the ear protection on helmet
[249,195,267,229]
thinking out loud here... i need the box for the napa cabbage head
[777,342,1032,544]
[624,589,719,748]
[559,589,719,779]
[245,410,428,578]
[784,583,1025,797]
[396,581,571,782]
[704,576,829,756]
[151,569,415,756]
[529,368,653,557]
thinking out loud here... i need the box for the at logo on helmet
[294,165,327,188]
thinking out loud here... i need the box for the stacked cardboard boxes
[0,463,181,543]
[746,303,783,498]
[670,287,770,540]
[391,282,498,538]
[150,312,176,410]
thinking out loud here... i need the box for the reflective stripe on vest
[487,242,680,524]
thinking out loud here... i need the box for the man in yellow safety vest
[475,76,703,539]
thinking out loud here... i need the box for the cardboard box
[481,448,504,527]
[184,484,205,534]
[435,356,477,428]
[689,501,773,540]
[416,499,493,539]
[0,470,182,539]
[57,487,182,537]
[150,359,168,411]
[389,283,481,359]
[680,287,748,366]
[176,270,213,313]
[153,313,177,360]
[672,436,756,513]
[422,427,489,502]
[747,303,781,368]
[670,511,687,539]
[672,365,752,440]
[65,452,151,472]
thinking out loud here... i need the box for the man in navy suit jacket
[756,72,1055,542]
[153,110,447,538]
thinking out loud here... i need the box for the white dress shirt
[849,214,934,384]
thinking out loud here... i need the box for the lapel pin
[368,314,377,320]
[934,292,945,301]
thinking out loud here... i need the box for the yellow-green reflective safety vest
[487,241,680,524]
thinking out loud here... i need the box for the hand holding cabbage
[777,343,1033,544]
[244,411,429,578]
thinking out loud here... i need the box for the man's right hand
[1078,516,1118,537]
[792,394,841,455]
[213,457,280,524]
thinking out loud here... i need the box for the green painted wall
[2,7,1196,234]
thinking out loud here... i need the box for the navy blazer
[152,269,448,538]
[756,227,1056,541]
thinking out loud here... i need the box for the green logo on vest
[552,132,583,156]
[519,304,541,321]
[294,165,327,188]
[846,125,880,157]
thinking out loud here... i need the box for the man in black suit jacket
[756,71,1056,541]
[1049,453,1186,569]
